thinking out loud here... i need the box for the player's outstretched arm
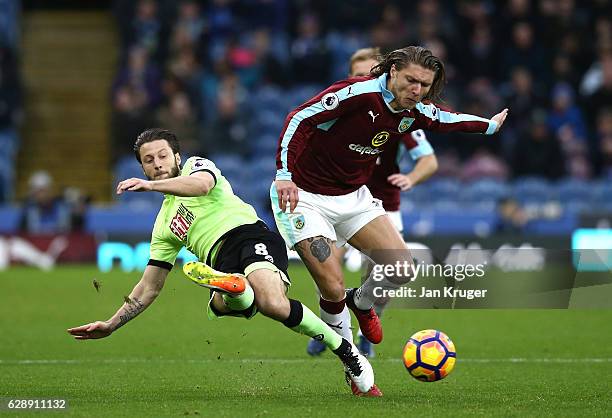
[491,108,509,133]
[388,154,438,191]
[116,171,215,197]
[415,103,509,135]
[67,265,169,340]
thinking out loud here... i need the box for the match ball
[402,329,456,382]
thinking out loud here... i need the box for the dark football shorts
[211,220,290,284]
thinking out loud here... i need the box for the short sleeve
[149,231,182,266]
[182,156,220,187]
[405,129,434,160]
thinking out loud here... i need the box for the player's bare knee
[255,292,289,320]
[317,278,346,301]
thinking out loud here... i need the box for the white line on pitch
[1,358,612,365]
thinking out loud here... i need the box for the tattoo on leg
[310,237,332,263]
[295,237,314,258]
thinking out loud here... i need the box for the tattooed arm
[67,265,169,340]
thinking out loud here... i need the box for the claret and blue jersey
[275,73,498,196]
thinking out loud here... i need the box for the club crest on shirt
[293,214,305,230]
[398,117,415,133]
[371,131,390,147]
[321,92,339,110]
[169,203,195,241]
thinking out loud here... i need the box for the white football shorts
[270,183,386,249]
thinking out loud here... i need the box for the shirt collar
[377,73,406,113]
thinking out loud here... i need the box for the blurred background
[0,0,610,270]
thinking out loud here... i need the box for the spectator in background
[20,171,71,234]
[557,124,592,179]
[130,0,166,61]
[512,110,565,180]
[495,197,530,234]
[290,12,331,84]
[376,4,408,49]
[500,21,545,81]
[111,86,154,158]
[225,34,259,89]
[583,51,612,135]
[594,108,612,178]
[156,91,200,155]
[173,0,207,48]
[461,147,509,181]
[414,0,455,42]
[63,187,91,232]
[166,45,203,113]
[0,44,20,202]
[206,0,238,62]
[113,46,162,110]
[202,89,249,157]
[111,46,161,157]
[580,47,612,97]
[547,82,588,143]
[460,22,498,81]
[249,28,287,87]
[0,45,21,131]
[501,67,546,153]
[100,0,609,196]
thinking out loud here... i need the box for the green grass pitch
[1,265,611,417]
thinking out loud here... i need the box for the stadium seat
[511,177,555,203]
[114,156,143,181]
[522,211,578,235]
[425,178,462,201]
[287,85,324,109]
[248,158,276,180]
[564,200,591,215]
[555,178,592,204]
[403,207,496,236]
[0,128,18,158]
[401,186,431,206]
[85,204,159,234]
[252,86,287,113]
[589,181,612,206]
[209,154,245,178]
[0,204,21,233]
[252,109,286,133]
[462,179,510,204]
[0,163,13,203]
[251,134,279,157]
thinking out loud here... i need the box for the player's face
[350,58,379,77]
[387,63,435,110]
[139,139,181,180]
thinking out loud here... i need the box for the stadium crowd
[109,0,612,179]
[1,0,611,234]
[105,0,612,224]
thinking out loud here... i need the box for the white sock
[354,273,403,311]
[319,298,353,343]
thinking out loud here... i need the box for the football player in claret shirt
[306,48,439,358]
[271,46,508,352]
[68,128,381,397]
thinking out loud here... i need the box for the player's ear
[175,153,181,167]
[390,64,397,79]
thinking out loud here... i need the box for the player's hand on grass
[387,174,414,191]
[275,180,299,213]
[116,178,153,194]
[491,108,509,132]
[67,321,113,340]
